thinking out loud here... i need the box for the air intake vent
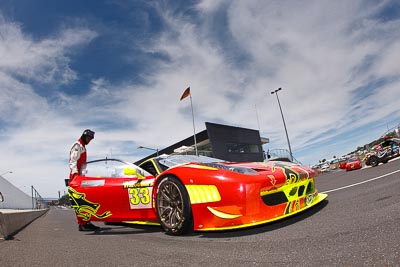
[306,181,315,195]
[261,191,288,206]
[298,185,305,196]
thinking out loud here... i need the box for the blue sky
[1,0,399,197]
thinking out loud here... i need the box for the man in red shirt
[69,129,100,231]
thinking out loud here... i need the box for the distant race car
[338,161,347,170]
[365,138,400,167]
[68,155,327,235]
[345,156,362,171]
[320,164,330,173]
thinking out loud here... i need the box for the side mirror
[123,167,145,179]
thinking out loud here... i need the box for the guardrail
[266,149,303,164]
[0,175,48,210]
[31,186,48,209]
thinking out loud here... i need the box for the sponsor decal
[68,188,112,221]
[272,162,311,184]
[392,144,399,154]
[285,199,301,215]
[305,192,317,206]
[123,180,153,188]
[377,148,389,158]
[268,175,277,186]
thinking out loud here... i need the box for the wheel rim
[157,180,184,228]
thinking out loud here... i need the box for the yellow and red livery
[68,155,327,235]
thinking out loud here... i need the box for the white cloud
[0,14,99,196]
[1,1,400,197]
[0,15,97,84]
[135,0,400,153]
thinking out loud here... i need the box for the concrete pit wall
[0,209,48,240]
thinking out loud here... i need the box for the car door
[69,159,157,223]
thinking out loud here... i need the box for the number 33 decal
[128,187,152,208]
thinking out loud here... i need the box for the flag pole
[255,104,261,132]
[180,86,198,156]
[189,93,198,156]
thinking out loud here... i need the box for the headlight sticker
[80,180,105,187]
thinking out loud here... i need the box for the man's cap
[82,129,95,139]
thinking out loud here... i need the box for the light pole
[138,146,159,156]
[271,88,293,161]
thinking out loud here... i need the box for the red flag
[180,87,190,101]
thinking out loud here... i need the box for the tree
[59,194,70,206]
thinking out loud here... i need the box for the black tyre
[369,156,379,167]
[155,176,193,235]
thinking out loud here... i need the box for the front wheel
[155,176,193,235]
[369,156,379,167]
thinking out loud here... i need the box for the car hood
[197,160,316,189]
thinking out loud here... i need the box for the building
[136,122,269,164]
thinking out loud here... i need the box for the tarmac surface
[0,159,399,266]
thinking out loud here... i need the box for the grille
[261,191,288,206]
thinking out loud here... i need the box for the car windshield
[348,157,358,162]
[156,154,223,168]
[84,158,152,178]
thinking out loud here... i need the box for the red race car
[68,155,327,235]
[345,156,362,171]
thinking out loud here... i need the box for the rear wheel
[369,156,379,167]
[155,176,193,235]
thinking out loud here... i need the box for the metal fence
[266,149,303,164]
[0,175,48,210]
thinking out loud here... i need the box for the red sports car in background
[68,155,327,235]
[339,162,346,169]
[345,156,362,171]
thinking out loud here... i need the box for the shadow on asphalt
[88,200,329,238]
[196,199,329,238]
[88,224,162,236]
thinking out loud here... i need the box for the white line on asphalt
[322,169,400,193]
